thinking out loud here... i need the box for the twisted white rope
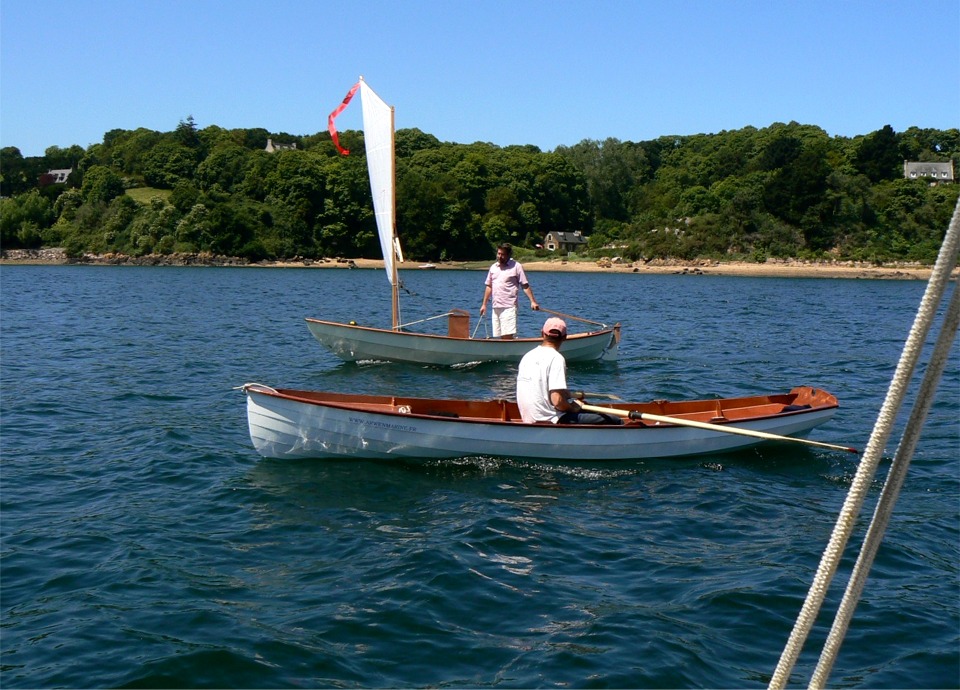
[810,265,960,687]
[769,197,960,689]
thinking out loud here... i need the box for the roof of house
[547,231,587,244]
[903,161,954,178]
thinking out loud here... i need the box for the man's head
[496,243,513,265]
[541,317,567,343]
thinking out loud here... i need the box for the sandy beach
[283,256,949,281]
[1,248,952,280]
[403,258,948,281]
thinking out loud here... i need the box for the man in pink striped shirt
[479,243,539,339]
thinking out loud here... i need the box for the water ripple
[1,267,956,688]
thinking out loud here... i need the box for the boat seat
[710,400,726,422]
[495,399,514,421]
[448,309,470,338]
[722,403,783,420]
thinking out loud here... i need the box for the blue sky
[2,0,957,158]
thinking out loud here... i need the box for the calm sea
[1,265,957,689]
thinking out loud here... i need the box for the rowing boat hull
[243,385,839,461]
[305,318,620,365]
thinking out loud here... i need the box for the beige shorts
[492,306,517,337]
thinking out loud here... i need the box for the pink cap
[542,317,568,338]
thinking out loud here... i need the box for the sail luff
[358,87,395,268]
[358,79,400,330]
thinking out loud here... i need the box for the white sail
[359,80,397,286]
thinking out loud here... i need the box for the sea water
[1,265,957,688]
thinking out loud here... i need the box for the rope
[769,197,960,689]
[809,270,960,688]
[398,312,458,329]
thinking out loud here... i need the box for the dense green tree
[43,144,85,172]
[196,143,253,194]
[855,124,901,183]
[559,138,649,222]
[175,116,201,149]
[2,119,956,264]
[395,128,442,158]
[81,165,125,205]
[1,147,47,197]
[141,141,197,188]
[0,191,55,248]
[100,128,163,175]
[318,152,375,257]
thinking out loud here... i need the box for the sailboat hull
[305,318,620,365]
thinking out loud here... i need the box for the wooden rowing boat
[242,384,843,461]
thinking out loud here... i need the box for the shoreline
[0,248,950,280]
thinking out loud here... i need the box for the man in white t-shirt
[516,317,622,425]
[479,243,539,339]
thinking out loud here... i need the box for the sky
[2,0,958,158]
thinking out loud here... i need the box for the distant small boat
[418,263,437,269]
[242,384,844,461]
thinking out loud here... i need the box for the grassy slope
[125,187,171,204]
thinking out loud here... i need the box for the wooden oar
[579,403,859,454]
[539,307,608,328]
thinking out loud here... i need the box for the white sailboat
[309,78,620,366]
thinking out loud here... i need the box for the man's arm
[479,285,492,316]
[522,283,540,310]
[549,389,580,414]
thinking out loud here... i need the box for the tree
[0,191,55,248]
[855,125,900,183]
[0,147,47,197]
[175,115,201,148]
[81,165,125,204]
[43,144,84,171]
[4,116,957,265]
[141,141,197,188]
[100,128,163,175]
[196,143,253,194]
[558,138,649,222]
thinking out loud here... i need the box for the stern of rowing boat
[789,386,839,409]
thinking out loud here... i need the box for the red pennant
[328,82,360,155]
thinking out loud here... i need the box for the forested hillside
[1,118,957,263]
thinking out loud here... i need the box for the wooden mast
[389,103,400,330]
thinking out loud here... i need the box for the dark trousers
[557,411,623,425]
